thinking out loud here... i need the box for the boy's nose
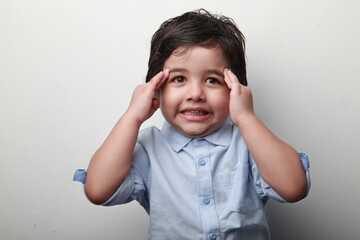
[187,82,205,102]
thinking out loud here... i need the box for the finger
[227,69,247,88]
[148,71,165,89]
[224,68,233,89]
[155,69,169,91]
[227,69,240,85]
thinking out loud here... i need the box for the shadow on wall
[265,200,353,240]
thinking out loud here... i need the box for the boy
[74,9,310,239]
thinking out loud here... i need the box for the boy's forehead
[171,44,221,56]
[166,45,229,68]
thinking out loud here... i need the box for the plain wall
[1,0,359,239]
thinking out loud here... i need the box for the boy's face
[160,46,230,138]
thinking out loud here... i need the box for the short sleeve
[298,152,311,198]
[250,152,311,202]
[73,142,151,212]
[101,167,148,210]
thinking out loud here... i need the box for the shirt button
[202,196,210,204]
[209,233,217,240]
[198,158,206,166]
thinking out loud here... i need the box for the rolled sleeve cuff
[299,153,311,199]
[73,169,87,183]
[73,168,137,206]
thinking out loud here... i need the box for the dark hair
[146,9,247,85]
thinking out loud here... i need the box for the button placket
[193,139,221,240]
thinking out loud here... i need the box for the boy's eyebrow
[204,69,224,77]
[169,68,224,77]
[168,68,188,74]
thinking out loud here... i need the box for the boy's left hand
[224,69,255,126]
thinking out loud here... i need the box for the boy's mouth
[181,110,208,115]
[179,108,211,121]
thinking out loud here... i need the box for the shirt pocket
[222,164,262,214]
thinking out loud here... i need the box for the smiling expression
[160,45,230,138]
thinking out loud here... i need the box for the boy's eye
[172,76,186,83]
[205,78,220,84]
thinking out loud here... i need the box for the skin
[84,46,307,205]
[160,46,230,138]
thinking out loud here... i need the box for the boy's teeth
[183,110,207,115]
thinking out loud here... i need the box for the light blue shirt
[74,118,310,240]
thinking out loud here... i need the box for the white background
[1,0,359,239]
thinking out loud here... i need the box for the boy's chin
[176,126,219,138]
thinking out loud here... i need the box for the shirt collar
[161,117,234,152]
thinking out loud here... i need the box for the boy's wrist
[122,110,143,129]
[233,113,258,130]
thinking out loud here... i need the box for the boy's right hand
[125,69,169,125]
